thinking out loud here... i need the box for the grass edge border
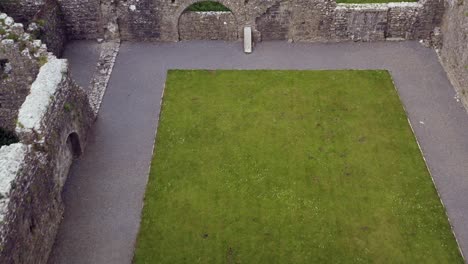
[387,71,466,262]
[131,80,168,263]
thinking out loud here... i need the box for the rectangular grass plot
[134,70,463,263]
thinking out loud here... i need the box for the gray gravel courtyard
[49,41,468,264]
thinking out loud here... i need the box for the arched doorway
[178,1,238,41]
[66,132,82,158]
[56,132,82,189]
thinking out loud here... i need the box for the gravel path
[49,41,468,264]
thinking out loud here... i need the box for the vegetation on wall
[186,1,230,11]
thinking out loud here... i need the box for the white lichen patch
[0,143,27,222]
[336,3,389,10]
[388,2,422,7]
[16,56,68,134]
[336,2,422,10]
[196,11,231,15]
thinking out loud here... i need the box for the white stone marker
[244,26,252,54]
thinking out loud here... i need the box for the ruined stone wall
[0,13,94,264]
[288,0,336,42]
[0,144,59,264]
[332,2,444,42]
[0,0,44,23]
[0,0,441,43]
[439,0,468,110]
[59,0,103,39]
[117,0,162,41]
[1,0,447,43]
[0,56,94,264]
[178,11,237,41]
[414,0,445,39]
[256,2,291,41]
[0,13,47,131]
[0,0,67,57]
[334,4,389,41]
[387,3,421,39]
[32,0,67,56]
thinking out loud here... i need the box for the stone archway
[66,132,82,158]
[173,0,241,41]
[56,132,82,189]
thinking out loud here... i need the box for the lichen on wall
[0,143,27,222]
[16,56,68,135]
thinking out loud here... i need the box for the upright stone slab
[244,26,252,53]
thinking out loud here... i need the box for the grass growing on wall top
[134,70,463,263]
[186,1,231,11]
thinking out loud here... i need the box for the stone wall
[0,13,94,264]
[1,0,446,43]
[256,2,291,41]
[327,1,442,42]
[59,0,103,39]
[178,11,237,41]
[334,4,389,41]
[0,0,67,56]
[32,0,67,56]
[0,0,44,23]
[289,0,337,42]
[0,55,94,264]
[439,0,468,110]
[117,0,162,41]
[0,13,48,131]
[387,3,421,39]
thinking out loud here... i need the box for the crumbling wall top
[16,56,68,136]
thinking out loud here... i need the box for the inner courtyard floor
[48,41,468,264]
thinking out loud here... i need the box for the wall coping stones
[336,3,390,10]
[0,143,27,223]
[190,11,232,15]
[336,2,422,10]
[16,57,68,135]
[387,2,423,7]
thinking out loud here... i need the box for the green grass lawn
[134,70,463,263]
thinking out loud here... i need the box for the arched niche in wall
[56,132,82,190]
[176,1,239,41]
[66,132,82,158]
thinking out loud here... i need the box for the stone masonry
[179,11,237,41]
[0,13,47,131]
[439,0,468,110]
[0,13,94,264]
[0,0,447,43]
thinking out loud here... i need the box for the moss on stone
[186,1,230,11]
